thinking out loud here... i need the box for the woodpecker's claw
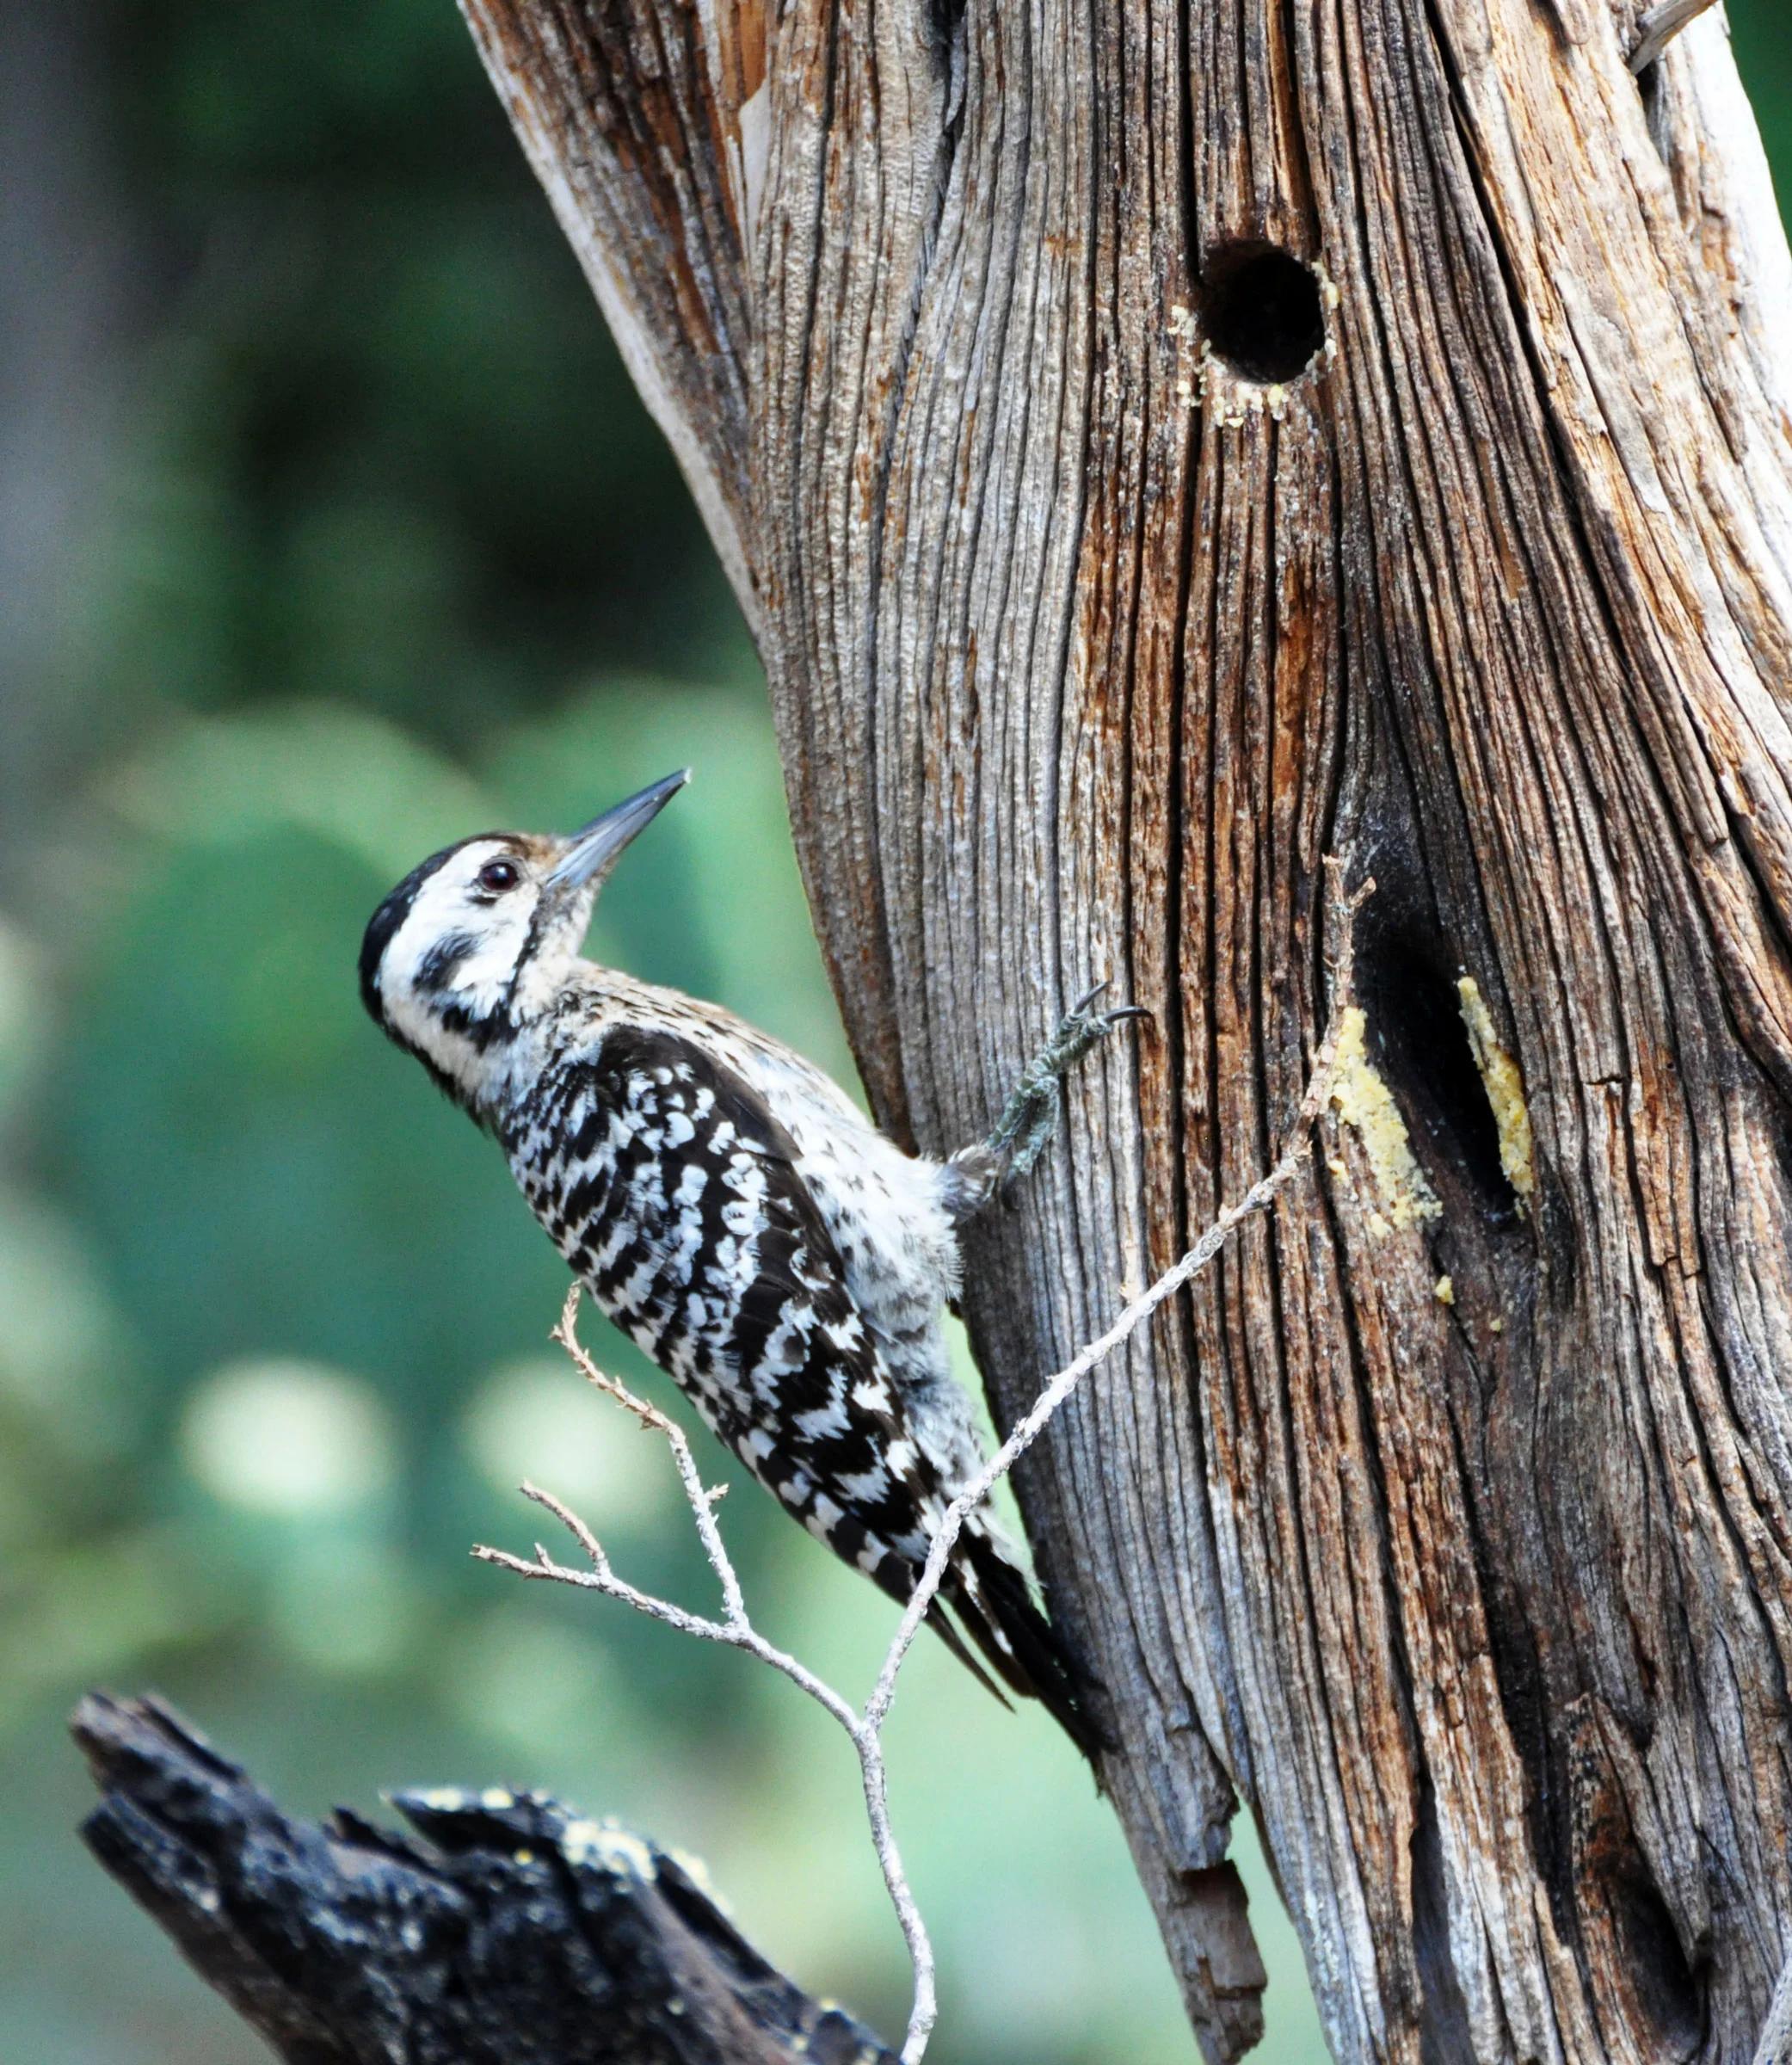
[985,983,1150,1189]
[1068,979,1152,1036]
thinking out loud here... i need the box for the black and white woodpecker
[360,773,1142,1755]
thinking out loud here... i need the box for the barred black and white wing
[507,1023,1093,1749]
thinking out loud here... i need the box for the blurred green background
[1,5,1784,2060]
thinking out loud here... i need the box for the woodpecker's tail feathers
[940,1535,1108,1762]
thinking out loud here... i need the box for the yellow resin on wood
[1456,976,1536,1205]
[1328,1008,1442,1236]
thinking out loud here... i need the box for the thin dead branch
[477,1302,933,2056]
[1628,0,1720,73]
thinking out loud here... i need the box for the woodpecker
[360,772,1142,1755]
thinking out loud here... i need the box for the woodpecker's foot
[983,982,1150,1189]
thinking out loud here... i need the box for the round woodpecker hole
[1197,242,1327,385]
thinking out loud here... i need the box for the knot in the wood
[1197,242,1327,385]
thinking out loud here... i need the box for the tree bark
[458,1,1792,2058]
[73,1692,897,2065]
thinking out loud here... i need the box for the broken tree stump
[74,1692,896,2065]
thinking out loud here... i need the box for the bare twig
[477,863,1370,2063]
[476,1293,930,2049]
[1628,0,1718,73]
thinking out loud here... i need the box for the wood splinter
[1628,0,1721,73]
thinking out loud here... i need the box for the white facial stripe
[376,843,538,1077]
[372,838,606,1107]
[385,850,533,992]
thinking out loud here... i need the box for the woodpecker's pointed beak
[547,770,690,894]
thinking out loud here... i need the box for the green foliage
[3,3,1784,2061]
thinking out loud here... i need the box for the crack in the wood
[1303,1142,1432,2043]
[857,0,969,1131]
[1169,0,1201,1280]
[1258,440,1283,1182]
[1273,0,1319,230]
[1444,1367,1580,1946]
[924,0,969,126]
[1411,1769,1479,2064]
[778,0,901,1123]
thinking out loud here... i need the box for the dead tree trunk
[458,2,1792,2058]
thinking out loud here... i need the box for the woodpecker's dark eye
[476,859,522,895]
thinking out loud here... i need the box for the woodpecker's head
[360,769,688,1104]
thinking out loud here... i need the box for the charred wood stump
[73,1692,896,2065]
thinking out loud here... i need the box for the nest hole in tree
[1357,919,1518,1223]
[1606,1852,1709,2058]
[1196,242,1327,385]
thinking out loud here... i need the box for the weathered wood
[74,1692,896,2065]
[1752,1954,1792,2065]
[461,2,1792,2060]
